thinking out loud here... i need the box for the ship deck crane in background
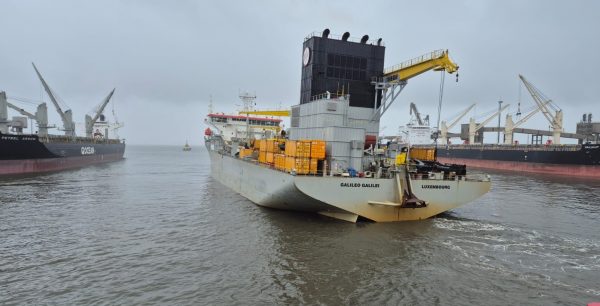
[409,102,429,126]
[0,91,53,136]
[371,49,459,121]
[469,103,510,144]
[440,103,476,144]
[504,100,551,144]
[85,89,115,138]
[32,63,75,138]
[519,75,563,144]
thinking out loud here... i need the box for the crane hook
[456,73,459,83]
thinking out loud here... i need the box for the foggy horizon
[2,0,599,146]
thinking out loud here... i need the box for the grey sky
[1,0,599,145]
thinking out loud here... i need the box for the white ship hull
[208,149,491,222]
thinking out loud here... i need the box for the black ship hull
[0,132,125,175]
[428,144,600,178]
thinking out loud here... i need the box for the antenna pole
[434,71,446,147]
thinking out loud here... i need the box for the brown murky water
[1,146,599,305]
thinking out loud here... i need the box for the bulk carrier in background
[413,75,600,178]
[0,64,125,176]
[205,29,491,223]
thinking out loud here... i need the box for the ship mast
[32,63,76,138]
[239,92,256,141]
[85,89,115,138]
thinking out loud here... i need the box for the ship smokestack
[360,35,369,44]
[589,113,593,123]
[322,28,330,38]
[377,38,383,46]
[583,114,587,122]
[342,32,350,41]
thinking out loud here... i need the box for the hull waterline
[209,149,490,222]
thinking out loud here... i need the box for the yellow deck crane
[371,49,459,121]
[239,50,459,122]
[236,109,289,134]
[238,110,290,117]
[382,50,459,82]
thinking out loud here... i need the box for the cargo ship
[0,64,125,176]
[204,29,491,222]
[419,75,600,178]
[431,143,600,178]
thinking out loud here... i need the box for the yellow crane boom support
[238,110,290,116]
[383,49,458,81]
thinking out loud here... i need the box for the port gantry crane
[518,75,563,144]
[468,103,510,144]
[32,63,76,138]
[439,103,476,144]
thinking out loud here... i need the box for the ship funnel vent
[377,38,383,46]
[360,35,369,44]
[342,32,350,41]
[322,28,330,38]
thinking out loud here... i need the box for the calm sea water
[1,145,599,305]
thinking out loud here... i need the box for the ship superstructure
[396,103,434,145]
[0,64,125,176]
[204,93,283,142]
[205,29,491,222]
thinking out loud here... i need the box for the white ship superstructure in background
[204,29,491,222]
[204,93,283,142]
[397,102,434,145]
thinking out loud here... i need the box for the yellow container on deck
[310,158,319,174]
[274,154,286,170]
[296,140,311,158]
[409,148,435,161]
[259,139,267,152]
[239,148,253,159]
[258,151,267,163]
[284,156,295,172]
[266,139,283,153]
[285,140,297,157]
[295,157,310,174]
[266,152,274,164]
[310,140,326,159]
